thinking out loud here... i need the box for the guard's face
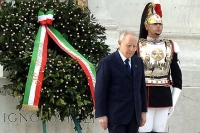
[118,34,137,58]
[149,23,163,35]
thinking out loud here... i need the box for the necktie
[125,59,131,71]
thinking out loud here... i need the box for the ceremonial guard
[137,0,182,132]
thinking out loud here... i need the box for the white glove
[168,87,181,118]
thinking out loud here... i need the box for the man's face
[118,34,137,58]
[148,23,163,36]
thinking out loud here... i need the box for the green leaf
[56,98,66,106]
[60,79,64,83]
[50,96,55,104]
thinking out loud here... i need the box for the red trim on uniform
[136,42,140,56]
[146,86,172,108]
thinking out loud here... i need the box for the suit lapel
[131,55,139,80]
[114,51,132,79]
[131,56,138,80]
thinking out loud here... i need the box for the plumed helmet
[139,0,163,39]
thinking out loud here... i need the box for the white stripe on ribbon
[28,26,46,105]
[38,15,46,21]
[47,27,96,88]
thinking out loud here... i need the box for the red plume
[155,4,162,18]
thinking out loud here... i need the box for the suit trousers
[108,113,139,133]
[138,108,169,132]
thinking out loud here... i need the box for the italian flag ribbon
[22,10,96,111]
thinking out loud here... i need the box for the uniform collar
[147,36,162,43]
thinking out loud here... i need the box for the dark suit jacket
[95,50,147,125]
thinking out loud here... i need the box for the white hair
[119,30,136,41]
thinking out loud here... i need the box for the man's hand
[140,112,146,127]
[98,116,108,130]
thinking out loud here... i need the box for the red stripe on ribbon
[46,27,95,107]
[33,31,48,106]
[39,20,47,25]
[46,19,53,26]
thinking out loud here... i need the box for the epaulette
[138,38,147,46]
[139,38,147,42]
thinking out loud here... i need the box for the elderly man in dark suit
[95,30,147,133]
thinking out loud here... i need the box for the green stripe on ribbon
[22,10,96,132]
[47,26,96,106]
[23,26,42,104]
[48,26,96,77]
